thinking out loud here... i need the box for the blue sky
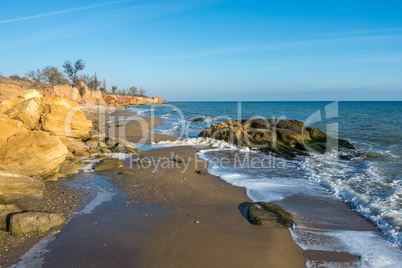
[1,0,401,101]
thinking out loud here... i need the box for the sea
[129,101,402,267]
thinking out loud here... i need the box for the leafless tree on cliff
[129,86,137,95]
[26,69,44,82]
[112,86,118,94]
[139,86,146,96]
[63,59,85,84]
[102,78,107,92]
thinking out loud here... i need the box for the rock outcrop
[0,132,68,177]
[5,97,43,130]
[0,100,16,113]
[11,88,43,104]
[40,97,93,138]
[199,119,354,158]
[104,94,165,106]
[9,212,66,236]
[0,114,26,143]
[38,84,104,105]
[0,171,45,210]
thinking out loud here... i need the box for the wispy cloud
[0,0,137,24]
[317,28,402,37]
[145,34,402,63]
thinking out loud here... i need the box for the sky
[0,0,401,101]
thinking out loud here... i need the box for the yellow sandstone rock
[5,97,43,130]
[0,114,26,142]
[40,97,93,138]
[0,100,15,113]
[0,131,68,177]
[11,89,43,104]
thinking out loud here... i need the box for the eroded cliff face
[37,84,104,105]
[103,94,166,106]
[0,82,165,106]
[0,83,25,100]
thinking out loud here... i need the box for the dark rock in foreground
[9,212,66,236]
[247,202,294,228]
[198,119,354,158]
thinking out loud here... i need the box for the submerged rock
[0,171,44,210]
[9,212,66,236]
[199,119,354,158]
[94,158,125,171]
[0,131,68,177]
[247,202,294,228]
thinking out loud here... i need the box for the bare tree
[102,77,107,92]
[139,86,146,96]
[42,66,68,85]
[129,86,137,96]
[25,69,44,82]
[93,71,98,91]
[111,86,118,94]
[63,59,85,84]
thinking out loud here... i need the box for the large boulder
[9,212,66,236]
[5,97,43,130]
[0,100,16,113]
[199,119,354,158]
[0,131,68,177]
[40,97,93,138]
[11,89,43,104]
[0,171,44,210]
[0,204,22,230]
[0,114,26,143]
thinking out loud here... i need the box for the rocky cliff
[0,82,165,106]
[103,94,166,106]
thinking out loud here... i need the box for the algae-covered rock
[247,202,294,228]
[0,230,8,246]
[94,158,124,171]
[199,119,355,158]
[172,157,188,164]
[9,212,66,236]
[58,157,87,175]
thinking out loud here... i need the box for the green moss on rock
[247,202,294,228]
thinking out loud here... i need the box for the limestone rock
[40,97,93,138]
[11,89,43,104]
[0,171,44,210]
[9,212,66,236]
[0,204,22,230]
[0,131,68,177]
[0,100,15,113]
[94,158,124,171]
[5,97,43,130]
[0,114,26,142]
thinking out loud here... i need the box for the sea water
[129,101,402,266]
